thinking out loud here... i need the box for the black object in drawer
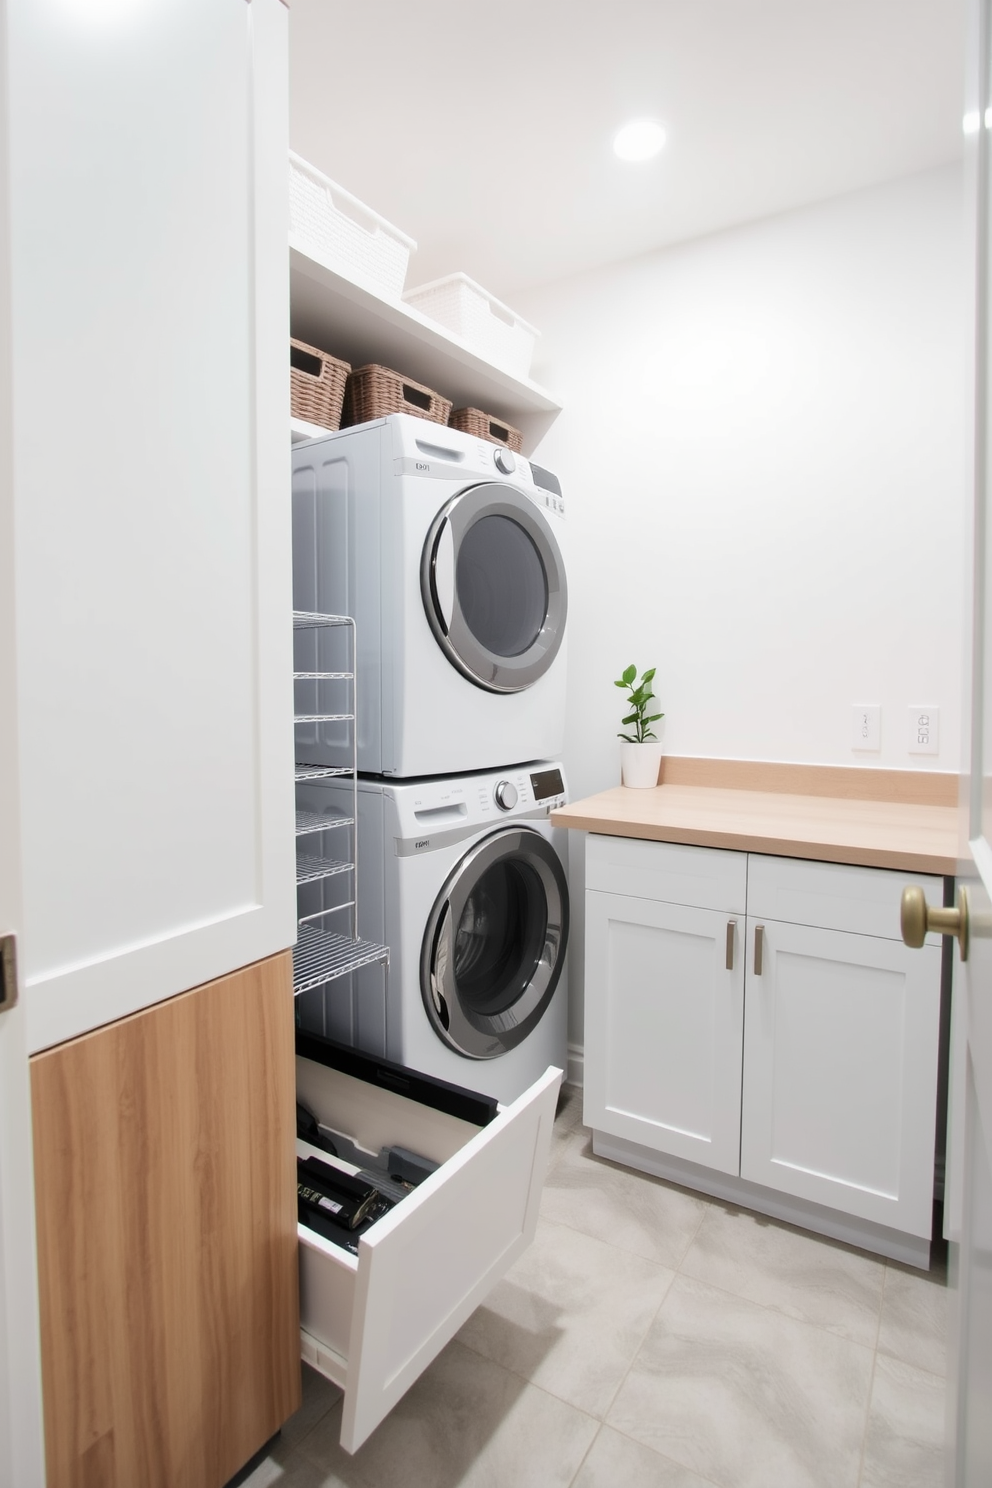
[295,1030,500,1128]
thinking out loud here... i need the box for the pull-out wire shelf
[293,924,389,996]
[295,808,354,836]
[292,609,388,998]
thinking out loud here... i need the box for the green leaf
[641,668,656,685]
[644,713,663,723]
[621,711,638,725]
[621,664,636,687]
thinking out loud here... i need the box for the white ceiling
[289,0,967,300]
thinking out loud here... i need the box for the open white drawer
[295,1033,561,1454]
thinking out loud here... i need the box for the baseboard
[565,1042,583,1089]
[591,1130,934,1270]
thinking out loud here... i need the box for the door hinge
[0,933,18,1013]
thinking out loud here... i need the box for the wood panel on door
[30,952,301,1488]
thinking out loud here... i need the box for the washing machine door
[421,482,567,693]
[421,827,569,1059]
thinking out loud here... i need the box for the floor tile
[295,1338,599,1487]
[281,1364,345,1451]
[606,1274,874,1488]
[542,1128,707,1269]
[877,1256,948,1376]
[572,1425,719,1488]
[547,1085,586,1171]
[860,1354,946,1488]
[680,1203,885,1347]
[456,1216,675,1416]
[234,1450,328,1488]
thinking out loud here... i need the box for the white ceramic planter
[620,740,663,789]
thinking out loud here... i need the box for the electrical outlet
[852,705,881,751]
[908,706,940,755]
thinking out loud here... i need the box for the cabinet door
[740,918,941,1237]
[585,890,744,1175]
[9,0,295,1054]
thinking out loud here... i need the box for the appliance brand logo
[416,461,430,472]
[415,837,431,851]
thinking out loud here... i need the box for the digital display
[530,767,564,801]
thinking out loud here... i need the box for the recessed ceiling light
[613,119,667,163]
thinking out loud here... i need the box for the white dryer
[295,762,570,1106]
[292,414,568,778]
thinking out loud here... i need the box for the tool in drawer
[297,1155,380,1231]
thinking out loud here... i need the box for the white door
[584,889,745,1175]
[946,2,992,1478]
[0,2,45,1477]
[740,918,941,1238]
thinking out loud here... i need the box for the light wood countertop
[551,761,963,875]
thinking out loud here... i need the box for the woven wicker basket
[342,364,452,428]
[448,407,523,452]
[290,338,351,430]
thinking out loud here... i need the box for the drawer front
[298,1063,561,1454]
[586,834,747,913]
[746,855,945,942]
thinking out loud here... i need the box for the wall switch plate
[852,705,881,751]
[908,705,940,755]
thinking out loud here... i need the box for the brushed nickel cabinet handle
[726,919,736,971]
[754,924,764,977]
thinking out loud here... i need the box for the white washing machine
[295,762,570,1106]
[292,414,568,778]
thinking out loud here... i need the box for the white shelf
[289,241,562,435]
[291,415,333,444]
[293,924,390,996]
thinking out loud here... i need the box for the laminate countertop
[550,759,963,876]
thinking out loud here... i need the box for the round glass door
[421,483,567,693]
[420,828,569,1059]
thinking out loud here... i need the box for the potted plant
[615,664,664,788]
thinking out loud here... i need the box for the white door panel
[585,889,744,1175]
[8,0,294,1051]
[741,919,940,1237]
[0,0,44,1473]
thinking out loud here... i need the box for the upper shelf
[289,241,563,428]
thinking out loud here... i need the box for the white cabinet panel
[747,854,944,943]
[586,834,746,912]
[9,0,296,1050]
[740,918,941,1237]
[585,889,744,1175]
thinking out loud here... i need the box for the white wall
[514,165,967,1067]
[517,165,968,806]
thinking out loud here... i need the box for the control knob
[494,779,518,811]
[493,447,515,475]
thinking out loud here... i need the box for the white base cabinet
[584,836,944,1261]
[295,1036,560,1453]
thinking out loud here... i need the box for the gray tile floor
[240,1086,948,1488]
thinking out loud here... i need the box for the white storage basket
[289,152,416,301]
[403,273,539,379]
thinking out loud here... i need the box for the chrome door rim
[421,482,567,694]
[420,827,569,1059]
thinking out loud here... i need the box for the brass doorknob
[901,884,969,961]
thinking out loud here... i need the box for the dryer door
[421,482,567,693]
[421,827,569,1059]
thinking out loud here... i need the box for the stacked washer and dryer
[292,413,570,1105]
